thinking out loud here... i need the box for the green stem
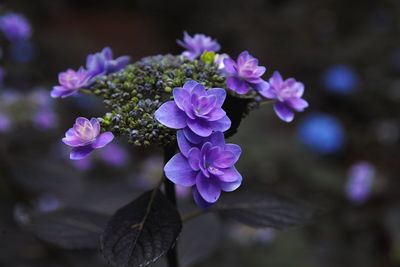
[163,146,179,267]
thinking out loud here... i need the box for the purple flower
[263,71,308,122]
[155,80,231,137]
[177,32,221,60]
[86,47,130,80]
[224,51,269,95]
[346,161,375,205]
[164,131,242,208]
[214,53,230,70]
[51,68,90,98]
[32,109,57,130]
[0,13,32,42]
[0,112,11,133]
[62,117,114,160]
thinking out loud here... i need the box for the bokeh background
[1,0,400,266]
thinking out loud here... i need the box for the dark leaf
[100,189,182,267]
[215,191,315,229]
[223,94,252,138]
[28,208,109,249]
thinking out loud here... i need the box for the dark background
[1,0,400,266]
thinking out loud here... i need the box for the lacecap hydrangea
[53,32,309,208]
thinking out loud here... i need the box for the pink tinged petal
[196,174,221,203]
[223,58,237,74]
[269,71,284,89]
[164,153,197,186]
[225,144,242,162]
[90,118,100,136]
[217,166,242,182]
[253,66,266,77]
[62,136,85,147]
[177,130,192,157]
[192,186,213,209]
[197,95,217,115]
[218,173,242,192]
[238,51,251,66]
[293,82,305,97]
[187,118,213,137]
[173,88,190,111]
[210,115,231,132]
[226,76,250,95]
[155,101,187,129]
[286,98,309,112]
[187,147,201,171]
[70,146,95,160]
[213,151,236,169]
[92,132,114,149]
[206,88,226,108]
[274,102,294,123]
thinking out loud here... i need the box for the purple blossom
[86,47,130,80]
[32,108,57,129]
[164,131,242,208]
[346,161,375,205]
[62,117,114,160]
[224,51,269,95]
[51,68,90,98]
[155,80,231,137]
[0,112,11,133]
[177,32,221,60]
[214,53,230,70]
[263,71,308,122]
[0,13,32,42]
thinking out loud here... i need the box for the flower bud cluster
[92,54,232,146]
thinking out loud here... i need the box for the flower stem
[163,146,179,267]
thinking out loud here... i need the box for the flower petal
[225,144,242,162]
[196,173,221,203]
[187,118,213,137]
[173,88,190,111]
[217,166,242,182]
[155,101,187,129]
[286,97,309,112]
[206,88,226,108]
[192,186,214,209]
[223,58,236,74]
[274,102,294,122]
[218,173,242,192]
[92,132,114,148]
[210,115,231,132]
[187,147,201,171]
[164,153,197,186]
[213,151,236,169]
[226,76,250,94]
[183,127,204,144]
[177,130,192,157]
[70,146,94,160]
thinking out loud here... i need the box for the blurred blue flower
[322,65,359,94]
[345,161,375,205]
[10,40,36,63]
[0,13,32,42]
[32,108,57,130]
[297,113,345,154]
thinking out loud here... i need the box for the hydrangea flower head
[177,32,221,60]
[62,117,114,160]
[86,47,130,80]
[263,71,308,122]
[224,51,269,95]
[164,131,242,208]
[155,80,231,137]
[51,68,90,98]
[0,13,32,42]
